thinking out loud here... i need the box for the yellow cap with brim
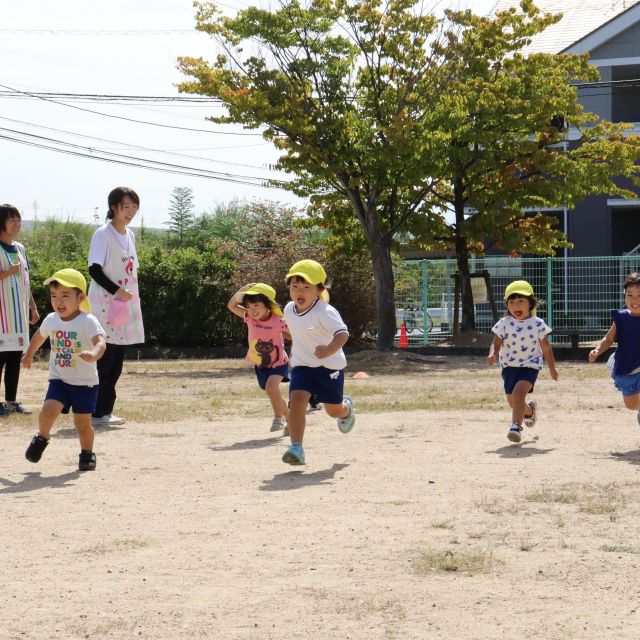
[286,259,326,285]
[504,280,534,299]
[43,268,92,314]
[242,283,283,317]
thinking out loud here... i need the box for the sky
[0,0,497,228]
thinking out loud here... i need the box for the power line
[0,90,222,103]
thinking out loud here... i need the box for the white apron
[88,224,145,345]
[0,241,31,352]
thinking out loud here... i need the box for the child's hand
[588,348,599,363]
[487,353,496,366]
[21,354,32,369]
[549,367,559,381]
[5,263,20,277]
[79,351,97,363]
[314,344,333,359]
[234,283,257,303]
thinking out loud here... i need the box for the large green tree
[406,2,640,330]
[178,0,446,349]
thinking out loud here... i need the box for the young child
[282,259,355,465]
[228,282,290,433]
[22,269,106,471]
[589,272,640,425]
[487,280,558,443]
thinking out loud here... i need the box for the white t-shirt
[492,315,552,370]
[39,312,105,386]
[284,299,348,370]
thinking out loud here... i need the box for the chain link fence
[390,256,640,346]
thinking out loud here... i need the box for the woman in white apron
[0,205,39,415]
[87,188,144,427]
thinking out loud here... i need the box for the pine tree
[166,187,195,245]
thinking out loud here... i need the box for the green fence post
[546,257,554,343]
[421,259,429,345]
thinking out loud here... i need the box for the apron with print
[88,224,145,345]
[0,242,30,352]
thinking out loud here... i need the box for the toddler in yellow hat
[281,259,355,466]
[228,282,290,433]
[487,280,558,443]
[22,269,107,471]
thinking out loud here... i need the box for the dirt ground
[2,353,640,640]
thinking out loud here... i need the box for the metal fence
[391,256,640,346]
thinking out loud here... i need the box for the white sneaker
[507,423,523,443]
[524,400,537,428]
[270,417,286,432]
[107,414,126,425]
[92,414,125,427]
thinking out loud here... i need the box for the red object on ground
[399,322,409,348]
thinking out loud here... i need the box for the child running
[282,259,354,465]
[228,282,290,433]
[22,269,106,471]
[487,280,558,443]
[589,272,640,425]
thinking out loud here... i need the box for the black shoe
[25,435,49,463]
[78,451,96,471]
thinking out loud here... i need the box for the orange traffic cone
[399,322,409,348]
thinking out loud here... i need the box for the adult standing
[87,187,144,427]
[0,205,39,415]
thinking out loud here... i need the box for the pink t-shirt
[244,313,289,368]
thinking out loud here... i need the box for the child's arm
[487,335,503,366]
[540,336,558,380]
[227,283,256,319]
[21,330,48,369]
[589,324,616,363]
[79,334,107,363]
[315,332,349,359]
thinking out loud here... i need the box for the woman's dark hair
[0,204,21,233]
[107,187,140,220]
[624,272,640,289]
[506,293,538,312]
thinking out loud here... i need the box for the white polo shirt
[284,299,348,370]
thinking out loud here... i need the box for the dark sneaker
[78,451,96,471]
[6,402,32,415]
[26,435,49,463]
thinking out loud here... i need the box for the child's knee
[623,394,640,410]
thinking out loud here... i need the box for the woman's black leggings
[93,343,127,418]
[0,351,22,402]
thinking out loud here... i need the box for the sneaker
[4,401,32,415]
[25,435,49,463]
[78,451,97,471]
[507,423,523,443]
[92,414,125,427]
[270,417,286,432]
[282,444,306,465]
[337,396,355,434]
[107,414,125,425]
[524,400,537,428]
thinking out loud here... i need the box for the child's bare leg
[38,399,64,439]
[324,401,349,419]
[74,413,94,451]
[507,380,533,425]
[264,375,289,419]
[623,393,640,411]
[288,390,310,442]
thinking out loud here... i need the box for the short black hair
[624,272,640,290]
[107,187,140,220]
[0,204,21,232]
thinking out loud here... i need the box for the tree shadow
[209,434,284,451]
[259,463,349,491]
[0,470,82,493]
[486,442,555,459]
[127,369,250,380]
[609,450,640,466]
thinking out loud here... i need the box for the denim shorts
[254,364,290,390]
[612,372,640,397]
[45,379,99,415]
[501,367,539,395]
[289,366,344,405]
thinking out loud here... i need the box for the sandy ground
[2,354,640,639]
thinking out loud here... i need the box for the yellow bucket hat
[242,283,283,317]
[504,280,534,299]
[43,268,92,314]
[286,259,327,285]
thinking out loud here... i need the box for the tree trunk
[453,180,476,332]
[368,236,396,351]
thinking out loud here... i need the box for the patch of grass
[475,496,518,515]
[600,543,640,554]
[412,547,493,575]
[431,520,454,529]
[519,539,537,552]
[467,530,487,540]
[524,484,579,505]
[80,537,151,555]
[579,483,625,515]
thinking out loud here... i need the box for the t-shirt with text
[244,313,289,368]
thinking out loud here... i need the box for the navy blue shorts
[501,367,538,395]
[254,363,290,390]
[45,379,99,415]
[289,366,344,405]
[612,371,640,397]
